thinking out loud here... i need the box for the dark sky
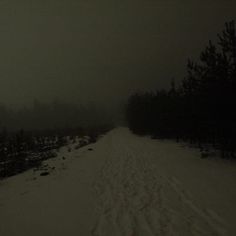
[0,0,235,107]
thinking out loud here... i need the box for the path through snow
[0,127,235,236]
[92,129,227,236]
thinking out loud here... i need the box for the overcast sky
[0,0,235,107]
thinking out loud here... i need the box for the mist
[0,0,235,109]
[1,1,236,235]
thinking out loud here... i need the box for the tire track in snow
[91,129,228,236]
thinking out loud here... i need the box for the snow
[0,127,236,235]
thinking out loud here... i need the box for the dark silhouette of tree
[126,21,236,158]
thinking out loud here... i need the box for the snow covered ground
[0,127,236,236]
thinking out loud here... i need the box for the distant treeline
[0,101,114,178]
[0,101,114,131]
[126,21,236,158]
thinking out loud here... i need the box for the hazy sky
[0,0,235,107]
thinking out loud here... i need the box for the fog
[0,0,235,108]
[1,2,236,234]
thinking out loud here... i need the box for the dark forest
[126,21,236,158]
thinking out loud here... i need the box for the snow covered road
[92,129,228,236]
[0,127,236,235]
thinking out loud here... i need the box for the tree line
[126,21,236,158]
[0,101,114,178]
[0,100,113,131]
